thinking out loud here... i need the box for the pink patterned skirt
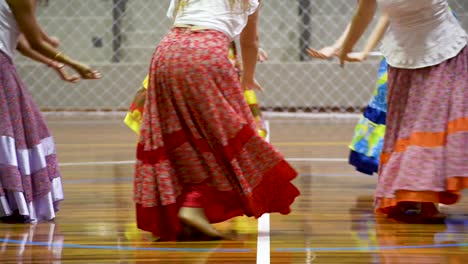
[376,46,468,214]
[134,28,299,241]
[0,51,63,222]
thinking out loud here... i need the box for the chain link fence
[15,0,468,113]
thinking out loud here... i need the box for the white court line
[257,213,270,264]
[59,158,346,167]
[256,120,271,264]
[287,158,347,162]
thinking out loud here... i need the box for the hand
[257,47,269,62]
[72,62,102,80]
[339,52,368,62]
[306,46,339,59]
[48,36,60,48]
[50,62,80,83]
[339,47,354,67]
[241,78,263,92]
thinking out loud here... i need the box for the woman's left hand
[257,47,269,62]
[241,78,263,91]
[338,52,368,62]
[50,61,80,83]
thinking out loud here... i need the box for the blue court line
[0,238,251,253]
[0,238,466,253]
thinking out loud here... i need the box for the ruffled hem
[136,160,299,241]
[348,113,386,174]
[0,177,64,222]
[348,150,378,175]
[375,176,468,214]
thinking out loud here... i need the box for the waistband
[173,24,212,31]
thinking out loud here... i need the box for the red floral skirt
[134,28,299,241]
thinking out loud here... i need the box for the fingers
[82,70,102,80]
[257,49,269,62]
[306,48,327,59]
[65,75,80,83]
[49,36,60,48]
[253,83,264,92]
[58,72,80,83]
[257,54,267,62]
[338,52,346,68]
[345,52,366,62]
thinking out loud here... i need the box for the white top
[378,0,467,69]
[167,0,259,40]
[0,0,20,59]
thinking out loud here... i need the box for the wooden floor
[1,115,467,263]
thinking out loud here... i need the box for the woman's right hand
[306,46,339,59]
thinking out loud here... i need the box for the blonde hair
[176,0,251,14]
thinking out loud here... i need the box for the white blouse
[0,0,20,59]
[167,0,259,40]
[378,0,467,69]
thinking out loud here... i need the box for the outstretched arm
[307,23,351,59]
[345,13,389,62]
[7,0,101,79]
[17,34,80,82]
[339,0,378,66]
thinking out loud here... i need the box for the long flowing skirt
[375,46,468,213]
[349,58,388,175]
[134,28,299,241]
[0,51,63,222]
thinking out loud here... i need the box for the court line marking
[59,158,347,167]
[63,173,365,184]
[60,160,135,166]
[55,141,348,147]
[257,214,270,264]
[63,173,366,185]
[0,238,465,253]
[275,243,468,252]
[256,120,271,264]
[0,239,250,252]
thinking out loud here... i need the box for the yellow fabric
[243,90,258,105]
[124,110,143,135]
[123,75,148,135]
[142,75,149,90]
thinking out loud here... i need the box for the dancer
[0,0,101,223]
[134,0,299,241]
[340,0,467,222]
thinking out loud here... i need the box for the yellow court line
[57,141,349,147]
[57,143,136,147]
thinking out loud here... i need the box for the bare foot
[178,207,224,239]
